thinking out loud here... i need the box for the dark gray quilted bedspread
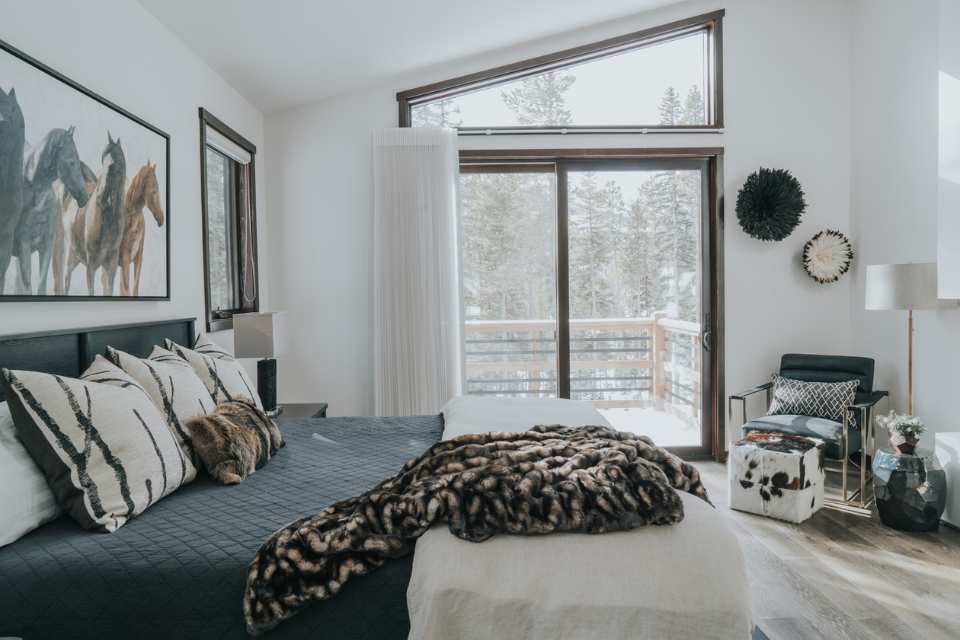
[0,415,443,640]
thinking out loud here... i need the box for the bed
[409,396,752,640]
[0,319,751,639]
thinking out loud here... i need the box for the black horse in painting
[65,133,125,295]
[0,87,25,295]
[14,126,89,294]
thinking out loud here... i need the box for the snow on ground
[599,407,701,447]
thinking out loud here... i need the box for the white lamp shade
[233,311,286,358]
[865,263,945,310]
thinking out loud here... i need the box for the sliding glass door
[460,166,559,398]
[564,161,707,450]
[459,154,719,456]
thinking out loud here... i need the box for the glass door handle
[702,329,713,352]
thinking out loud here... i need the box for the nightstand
[276,402,328,419]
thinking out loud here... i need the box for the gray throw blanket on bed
[243,424,710,635]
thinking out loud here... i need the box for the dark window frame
[398,10,724,134]
[458,147,725,461]
[199,108,259,333]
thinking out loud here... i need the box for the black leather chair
[730,354,888,514]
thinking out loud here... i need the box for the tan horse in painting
[52,162,97,295]
[64,134,126,296]
[118,162,163,297]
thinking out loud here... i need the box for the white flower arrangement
[876,411,926,439]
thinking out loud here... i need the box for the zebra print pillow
[1,357,188,532]
[165,335,263,410]
[106,346,216,477]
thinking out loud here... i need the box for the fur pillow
[185,400,283,485]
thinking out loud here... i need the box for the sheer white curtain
[372,128,461,416]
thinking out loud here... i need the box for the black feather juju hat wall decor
[802,230,854,284]
[735,168,806,241]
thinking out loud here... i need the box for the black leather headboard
[0,317,195,402]
[779,353,875,395]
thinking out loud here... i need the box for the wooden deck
[464,315,701,415]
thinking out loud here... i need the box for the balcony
[464,314,702,446]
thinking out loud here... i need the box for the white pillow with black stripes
[165,334,263,410]
[106,346,216,475]
[1,356,187,532]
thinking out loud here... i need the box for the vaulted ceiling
[138,0,680,113]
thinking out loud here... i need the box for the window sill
[455,127,725,136]
[207,316,233,333]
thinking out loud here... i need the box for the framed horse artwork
[0,37,169,301]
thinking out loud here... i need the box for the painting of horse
[0,87,24,296]
[0,37,169,299]
[64,134,127,295]
[119,161,164,296]
[13,127,90,294]
[51,160,96,295]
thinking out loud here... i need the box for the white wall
[938,0,960,299]
[267,0,857,422]
[850,0,959,447]
[0,0,267,347]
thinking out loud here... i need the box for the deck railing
[464,314,701,416]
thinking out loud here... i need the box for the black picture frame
[0,36,171,302]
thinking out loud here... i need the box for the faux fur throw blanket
[243,425,710,635]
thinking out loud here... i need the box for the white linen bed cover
[407,396,752,640]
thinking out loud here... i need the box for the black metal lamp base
[257,358,277,414]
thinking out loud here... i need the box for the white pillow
[440,395,611,441]
[165,335,263,410]
[2,358,189,532]
[107,346,217,480]
[0,400,62,546]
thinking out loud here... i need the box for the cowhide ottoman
[729,431,826,524]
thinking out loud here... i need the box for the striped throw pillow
[1,357,187,532]
[107,346,216,478]
[165,334,262,410]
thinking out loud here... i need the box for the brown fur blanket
[243,425,709,635]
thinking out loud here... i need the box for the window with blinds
[199,108,259,332]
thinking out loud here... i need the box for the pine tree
[602,179,628,316]
[569,173,617,319]
[460,172,557,322]
[619,190,656,317]
[658,86,683,126]
[501,71,575,126]
[411,98,462,128]
[616,86,704,322]
[681,85,705,125]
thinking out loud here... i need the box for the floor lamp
[864,263,943,415]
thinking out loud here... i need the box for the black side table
[276,403,329,419]
[872,447,947,531]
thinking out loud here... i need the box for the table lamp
[233,311,286,416]
[865,263,945,415]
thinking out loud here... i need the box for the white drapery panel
[372,128,461,416]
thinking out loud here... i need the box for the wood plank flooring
[695,462,960,640]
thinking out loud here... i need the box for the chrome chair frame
[729,384,888,517]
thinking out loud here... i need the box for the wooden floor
[695,462,960,640]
